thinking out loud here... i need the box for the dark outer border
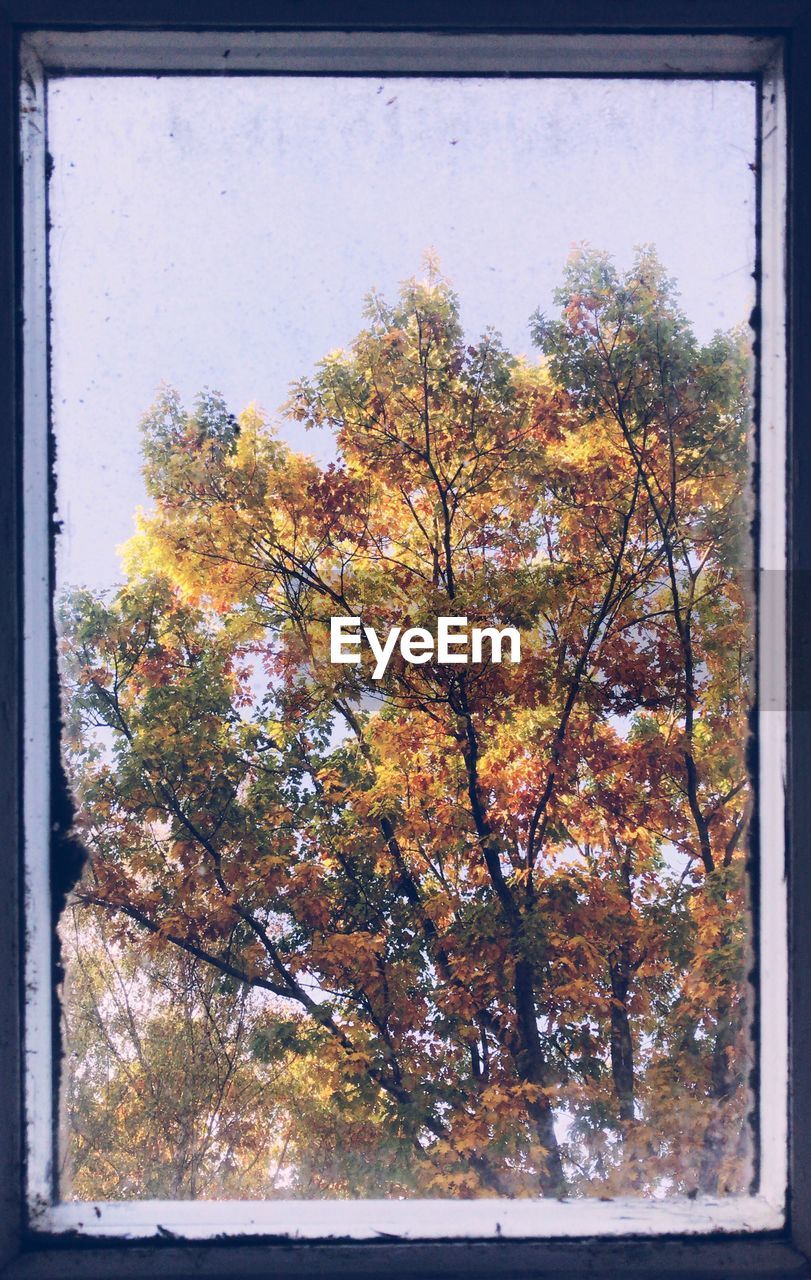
[1,4,810,1278]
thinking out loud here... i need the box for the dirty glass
[49,75,758,1200]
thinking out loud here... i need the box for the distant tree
[62,902,428,1199]
[61,905,289,1199]
[60,249,753,1197]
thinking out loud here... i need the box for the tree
[62,903,424,1198]
[59,248,753,1198]
[61,904,291,1199]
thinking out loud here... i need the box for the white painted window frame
[18,27,788,1246]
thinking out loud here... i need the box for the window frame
[1,5,808,1277]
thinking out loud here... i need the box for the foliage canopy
[60,248,753,1199]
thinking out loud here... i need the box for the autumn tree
[59,249,753,1198]
[61,904,291,1199]
[61,903,424,1198]
[530,249,752,1192]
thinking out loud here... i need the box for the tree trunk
[609,949,635,1125]
[513,956,567,1196]
[698,995,738,1194]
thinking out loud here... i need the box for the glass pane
[50,75,758,1200]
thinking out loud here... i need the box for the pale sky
[47,76,757,591]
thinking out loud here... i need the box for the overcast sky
[47,75,757,591]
